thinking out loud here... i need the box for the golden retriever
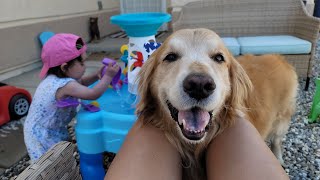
[136,28,298,179]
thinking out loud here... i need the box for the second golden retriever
[136,28,298,179]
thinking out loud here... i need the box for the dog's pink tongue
[178,108,210,131]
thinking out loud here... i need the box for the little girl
[23,33,120,163]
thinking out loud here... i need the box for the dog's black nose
[183,74,216,100]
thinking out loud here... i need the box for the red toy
[0,82,32,126]
[129,51,144,72]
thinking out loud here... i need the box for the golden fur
[136,28,298,180]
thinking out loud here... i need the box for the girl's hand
[103,63,120,79]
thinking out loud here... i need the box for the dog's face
[137,28,251,144]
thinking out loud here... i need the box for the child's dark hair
[47,38,84,78]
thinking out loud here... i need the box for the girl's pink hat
[39,33,87,79]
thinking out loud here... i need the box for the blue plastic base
[79,152,105,180]
[76,82,137,180]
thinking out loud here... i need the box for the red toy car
[0,82,32,126]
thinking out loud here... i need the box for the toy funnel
[111,12,171,94]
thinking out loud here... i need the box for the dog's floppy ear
[136,49,159,122]
[228,56,253,111]
[218,55,253,129]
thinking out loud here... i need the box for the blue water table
[75,12,171,180]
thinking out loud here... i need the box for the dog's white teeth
[183,128,206,134]
[183,128,207,134]
[179,119,186,127]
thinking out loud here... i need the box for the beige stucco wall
[0,0,198,76]
[0,0,121,75]
[0,0,119,23]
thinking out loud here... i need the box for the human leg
[206,117,289,180]
[104,121,182,180]
[23,129,47,163]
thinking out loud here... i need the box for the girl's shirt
[24,75,77,130]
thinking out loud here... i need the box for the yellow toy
[90,101,100,107]
[120,45,128,64]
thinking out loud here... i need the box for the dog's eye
[211,54,224,63]
[164,53,178,62]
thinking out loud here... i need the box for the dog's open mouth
[167,101,212,141]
